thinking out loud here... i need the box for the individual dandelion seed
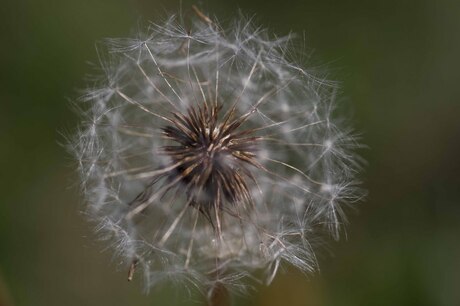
[70,7,364,303]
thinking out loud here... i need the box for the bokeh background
[2,0,460,305]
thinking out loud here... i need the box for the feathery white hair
[70,9,364,298]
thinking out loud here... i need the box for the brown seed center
[160,103,260,219]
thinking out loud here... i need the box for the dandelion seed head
[70,9,364,297]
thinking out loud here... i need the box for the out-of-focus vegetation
[1,0,459,305]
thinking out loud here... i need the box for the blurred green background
[1,0,460,305]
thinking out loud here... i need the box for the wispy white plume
[70,8,364,299]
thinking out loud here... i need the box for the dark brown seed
[162,103,261,218]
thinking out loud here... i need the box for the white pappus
[70,7,364,301]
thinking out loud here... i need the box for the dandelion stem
[206,282,230,306]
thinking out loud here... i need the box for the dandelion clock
[70,7,364,305]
